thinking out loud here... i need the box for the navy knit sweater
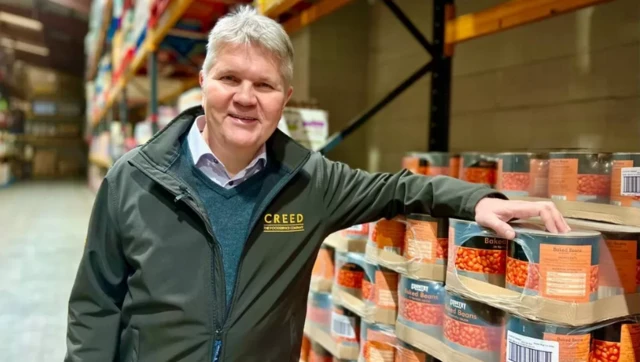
[173,137,274,307]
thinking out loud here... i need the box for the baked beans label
[611,161,634,206]
[403,156,420,174]
[373,219,406,253]
[539,244,593,303]
[599,239,637,294]
[443,315,503,360]
[462,165,496,186]
[450,157,461,179]
[530,159,549,198]
[577,174,611,201]
[405,219,447,264]
[542,333,590,362]
[363,328,397,362]
[375,270,398,309]
[425,166,449,176]
[342,223,370,240]
[549,159,578,201]
[398,277,444,335]
[506,331,559,362]
[450,236,508,284]
[312,248,334,281]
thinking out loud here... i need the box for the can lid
[512,223,601,238]
[497,152,534,156]
[407,213,439,222]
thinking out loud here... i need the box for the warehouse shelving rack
[263,0,616,154]
[88,0,616,168]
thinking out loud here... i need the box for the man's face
[200,43,292,151]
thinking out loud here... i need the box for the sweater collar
[134,105,310,174]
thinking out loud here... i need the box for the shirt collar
[187,115,267,172]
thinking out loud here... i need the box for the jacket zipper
[218,153,311,360]
[130,161,226,361]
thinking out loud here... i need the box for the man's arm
[65,177,129,361]
[320,157,504,233]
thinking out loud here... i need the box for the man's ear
[285,86,293,105]
[199,70,205,88]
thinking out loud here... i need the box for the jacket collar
[133,105,311,174]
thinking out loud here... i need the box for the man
[65,6,569,362]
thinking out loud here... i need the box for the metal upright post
[120,86,128,128]
[429,0,453,152]
[149,51,159,134]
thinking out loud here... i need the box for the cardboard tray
[395,322,485,362]
[510,196,640,227]
[303,322,360,360]
[332,286,397,325]
[445,272,640,326]
[323,233,367,253]
[366,245,446,282]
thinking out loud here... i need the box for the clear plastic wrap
[305,218,640,362]
[446,218,640,325]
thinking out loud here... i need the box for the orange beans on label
[397,276,444,339]
[444,292,504,362]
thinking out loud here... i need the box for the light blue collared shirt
[187,115,267,189]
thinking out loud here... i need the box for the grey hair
[201,5,294,86]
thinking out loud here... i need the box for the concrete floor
[0,181,95,361]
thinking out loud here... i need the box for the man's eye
[221,76,236,82]
[258,83,273,89]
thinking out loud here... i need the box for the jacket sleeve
[65,177,129,361]
[320,156,505,233]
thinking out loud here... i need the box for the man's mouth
[229,113,258,122]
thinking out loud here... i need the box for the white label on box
[331,312,356,339]
[506,331,559,362]
[621,167,640,196]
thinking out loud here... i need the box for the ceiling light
[0,37,49,56]
[0,12,43,31]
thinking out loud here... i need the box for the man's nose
[233,82,257,106]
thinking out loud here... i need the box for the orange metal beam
[264,0,304,19]
[445,0,615,45]
[282,0,354,35]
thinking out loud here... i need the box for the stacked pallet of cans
[403,151,640,209]
[445,218,640,362]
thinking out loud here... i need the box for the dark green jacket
[65,106,501,362]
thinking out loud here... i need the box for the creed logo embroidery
[263,213,305,232]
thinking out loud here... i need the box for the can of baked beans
[448,219,508,287]
[397,275,444,339]
[530,153,550,198]
[496,153,533,197]
[335,252,366,298]
[362,260,376,305]
[503,314,591,362]
[610,152,640,208]
[370,218,406,254]
[374,266,399,324]
[395,340,438,362]
[310,341,333,362]
[312,245,335,289]
[443,292,505,362]
[307,292,333,332]
[506,224,601,303]
[404,214,448,266]
[331,305,360,350]
[402,153,421,174]
[548,151,612,203]
[420,152,451,176]
[360,321,397,362]
[341,223,371,241]
[590,320,640,362]
[459,152,498,187]
[449,154,461,179]
[301,335,311,362]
